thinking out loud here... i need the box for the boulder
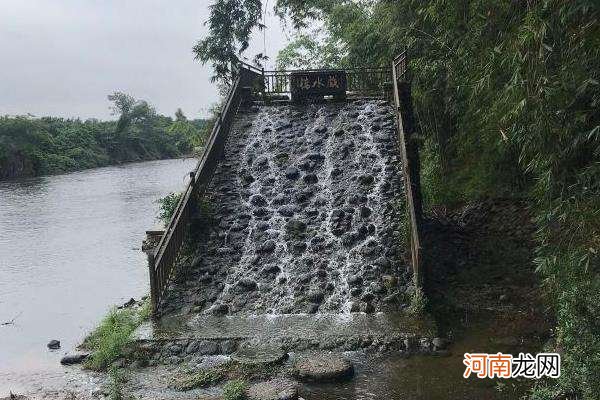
[60,352,89,365]
[231,344,287,367]
[293,352,354,382]
[47,340,60,350]
[247,378,299,400]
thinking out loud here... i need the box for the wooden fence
[147,64,262,314]
[391,51,424,286]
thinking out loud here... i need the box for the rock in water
[47,340,60,350]
[293,352,354,382]
[284,166,300,180]
[247,378,299,400]
[60,352,89,365]
[231,344,287,367]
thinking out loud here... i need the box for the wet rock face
[162,100,410,316]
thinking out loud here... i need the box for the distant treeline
[0,92,209,180]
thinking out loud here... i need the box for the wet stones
[159,100,409,317]
[254,155,269,169]
[272,193,288,205]
[250,194,268,206]
[278,204,298,217]
[261,265,280,275]
[284,166,300,180]
[331,208,352,236]
[359,206,372,218]
[298,159,315,171]
[341,232,359,248]
[197,340,220,355]
[348,275,363,287]
[209,304,229,316]
[237,278,258,292]
[293,352,354,382]
[307,290,325,304]
[303,173,318,185]
[258,240,276,253]
[285,219,307,237]
[358,174,375,185]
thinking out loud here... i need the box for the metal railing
[261,67,392,95]
[147,64,262,314]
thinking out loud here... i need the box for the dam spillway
[158,99,413,319]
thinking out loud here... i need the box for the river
[0,158,196,394]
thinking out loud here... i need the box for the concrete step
[133,312,437,353]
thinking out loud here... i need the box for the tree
[192,0,264,82]
[175,108,187,122]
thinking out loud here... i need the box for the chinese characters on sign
[290,71,347,101]
[463,353,560,379]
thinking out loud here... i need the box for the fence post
[147,250,158,316]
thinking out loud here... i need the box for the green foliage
[173,368,224,391]
[107,366,127,400]
[222,379,248,400]
[192,0,264,82]
[276,31,343,70]
[0,94,208,179]
[82,301,149,371]
[408,287,427,316]
[157,192,183,224]
[194,1,600,397]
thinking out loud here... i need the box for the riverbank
[1,200,553,400]
[0,158,197,396]
[0,112,206,180]
[14,197,550,400]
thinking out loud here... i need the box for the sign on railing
[263,67,391,97]
[290,70,347,101]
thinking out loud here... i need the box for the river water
[0,158,196,393]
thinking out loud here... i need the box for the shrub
[222,380,248,400]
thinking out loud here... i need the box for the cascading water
[162,100,411,317]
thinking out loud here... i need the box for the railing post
[147,249,158,316]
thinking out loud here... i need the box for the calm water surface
[0,158,196,392]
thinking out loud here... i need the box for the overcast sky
[0,0,289,120]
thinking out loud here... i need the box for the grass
[172,368,225,391]
[82,300,150,371]
[408,287,427,316]
[107,366,127,400]
[223,380,248,400]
